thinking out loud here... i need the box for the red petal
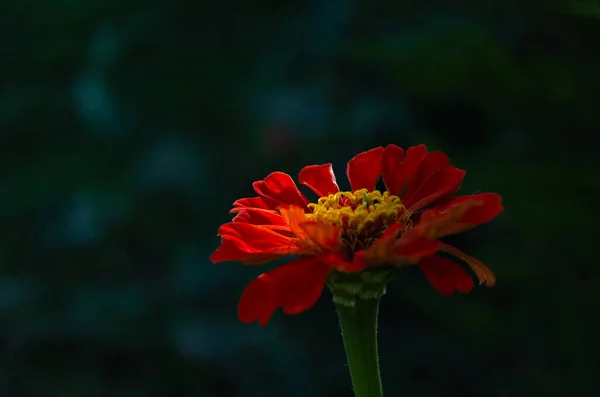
[392,236,440,263]
[217,222,296,250]
[352,251,367,270]
[279,205,310,237]
[357,223,403,266]
[457,193,503,225]
[253,172,309,208]
[298,163,340,197]
[210,222,309,264]
[322,250,362,271]
[404,205,472,245]
[237,255,332,325]
[210,238,287,265]
[281,257,332,315]
[233,208,286,225]
[418,193,503,238]
[230,196,280,213]
[440,243,496,287]
[346,147,384,191]
[406,151,451,194]
[279,205,342,251]
[300,222,342,251]
[403,166,466,211]
[437,193,503,225]
[382,144,427,197]
[381,144,405,196]
[237,274,279,325]
[418,255,474,295]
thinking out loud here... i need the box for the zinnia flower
[210,144,503,325]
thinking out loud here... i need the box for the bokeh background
[1,0,599,396]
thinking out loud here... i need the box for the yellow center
[306,189,412,251]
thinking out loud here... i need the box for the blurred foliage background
[1,0,599,396]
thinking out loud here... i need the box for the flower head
[210,144,503,325]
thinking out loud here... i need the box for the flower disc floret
[306,189,412,252]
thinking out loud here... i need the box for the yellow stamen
[306,189,412,251]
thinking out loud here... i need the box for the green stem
[336,297,384,397]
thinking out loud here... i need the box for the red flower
[210,144,503,325]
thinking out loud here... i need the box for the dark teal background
[1,1,599,396]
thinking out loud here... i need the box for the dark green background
[1,1,598,396]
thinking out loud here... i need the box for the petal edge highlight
[418,255,474,295]
[381,144,405,196]
[237,255,332,325]
[346,146,384,191]
[298,163,340,197]
[253,172,309,208]
[210,222,309,264]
